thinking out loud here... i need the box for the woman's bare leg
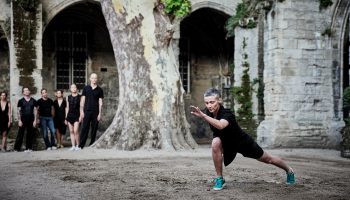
[74,122,80,147]
[1,131,7,151]
[68,123,75,147]
[258,151,293,173]
[212,137,223,177]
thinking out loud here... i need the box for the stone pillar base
[257,119,344,149]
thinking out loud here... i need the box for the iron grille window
[179,38,190,93]
[55,30,87,90]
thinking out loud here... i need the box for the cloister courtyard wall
[0,0,348,148]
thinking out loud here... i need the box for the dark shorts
[66,114,79,125]
[215,133,264,160]
[236,134,264,159]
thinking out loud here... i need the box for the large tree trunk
[93,0,197,150]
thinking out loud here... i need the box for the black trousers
[79,111,99,148]
[14,120,34,151]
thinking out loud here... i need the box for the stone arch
[190,0,235,16]
[42,0,100,32]
[331,0,350,119]
[42,1,118,136]
[178,6,234,142]
[173,0,235,39]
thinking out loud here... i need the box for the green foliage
[319,0,333,10]
[231,38,257,138]
[341,123,350,157]
[225,0,276,37]
[246,20,257,29]
[161,0,191,18]
[226,2,249,37]
[342,87,350,156]
[344,87,350,109]
[343,87,350,125]
[229,63,235,71]
[243,37,247,49]
[321,27,333,37]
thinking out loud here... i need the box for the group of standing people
[0,73,103,152]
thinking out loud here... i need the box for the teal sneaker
[213,177,226,191]
[286,171,295,185]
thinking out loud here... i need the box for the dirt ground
[0,146,349,200]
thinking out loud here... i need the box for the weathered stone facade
[0,1,10,94]
[257,0,345,148]
[1,0,349,148]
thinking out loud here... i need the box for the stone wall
[0,33,10,93]
[2,0,348,148]
[257,0,343,148]
[11,1,43,122]
[234,27,259,119]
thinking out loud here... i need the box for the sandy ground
[0,146,349,200]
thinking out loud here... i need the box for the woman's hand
[190,105,205,118]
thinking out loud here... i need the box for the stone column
[10,2,43,120]
[234,27,260,117]
[257,0,343,148]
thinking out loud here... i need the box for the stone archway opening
[0,28,9,93]
[42,1,118,136]
[179,8,234,143]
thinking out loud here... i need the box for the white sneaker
[47,147,52,151]
[69,146,75,151]
[74,146,81,151]
[25,149,33,153]
[51,146,57,150]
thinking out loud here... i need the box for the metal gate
[55,30,87,90]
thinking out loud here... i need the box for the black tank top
[68,94,80,116]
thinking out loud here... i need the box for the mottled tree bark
[93,0,197,150]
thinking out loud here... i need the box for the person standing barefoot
[66,84,81,151]
[0,91,11,152]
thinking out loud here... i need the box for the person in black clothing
[79,73,103,148]
[66,84,81,151]
[14,87,38,152]
[190,88,295,191]
[54,90,67,148]
[0,91,11,152]
[37,88,57,150]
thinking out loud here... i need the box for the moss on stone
[13,0,39,93]
[231,37,257,139]
[225,0,275,37]
[319,0,333,10]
